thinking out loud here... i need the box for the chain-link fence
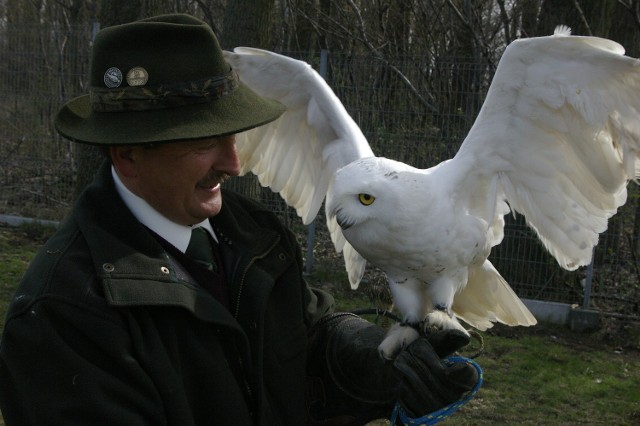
[1,24,638,322]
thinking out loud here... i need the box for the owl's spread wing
[224,48,374,284]
[450,27,640,271]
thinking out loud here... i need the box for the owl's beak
[336,215,353,230]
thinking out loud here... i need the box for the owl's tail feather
[452,260,537,330]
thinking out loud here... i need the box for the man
[0,14,477,425]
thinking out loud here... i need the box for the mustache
[197,172,232,188]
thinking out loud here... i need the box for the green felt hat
[55,14,285,145]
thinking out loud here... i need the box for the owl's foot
[377,322,420,360]
[423,306,469,337]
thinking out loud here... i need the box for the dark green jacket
[0,164,341,425]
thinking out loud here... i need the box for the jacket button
[160,266,170,274]
[278,253,286,261]
[102,263,115,272]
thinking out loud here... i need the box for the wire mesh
[0,25,638,321]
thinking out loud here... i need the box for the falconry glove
[306,314,477,425]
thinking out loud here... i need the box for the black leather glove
[393,333,479,417]
[306,314,478,425]
[307,314,396,425]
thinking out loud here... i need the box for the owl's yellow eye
[358,193,375,206]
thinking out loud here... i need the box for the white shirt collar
[111,166,217,253]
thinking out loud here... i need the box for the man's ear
[109,146,139,178]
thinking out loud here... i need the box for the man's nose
[216,136,241,176]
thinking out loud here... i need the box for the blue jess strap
[390,356,484,425]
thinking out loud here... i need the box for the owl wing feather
[447,28,640,272]
[224,48,374,286]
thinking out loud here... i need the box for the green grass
[308,254,640,425]
[1,224,639,425]
[0,223,52,331]
[448,331,640,424]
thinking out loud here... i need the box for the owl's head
[327,157,417,244]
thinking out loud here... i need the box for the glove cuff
[324,315,397,404]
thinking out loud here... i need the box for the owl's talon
[423,310,470,337]
[377,323,420,360]
[400,320,420,330]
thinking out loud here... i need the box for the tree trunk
[220,0,274,201]
[222,0,273,48]
[72,1,147,201]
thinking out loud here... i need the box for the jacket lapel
[73,163,290,332]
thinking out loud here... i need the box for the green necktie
[186,227,217,272]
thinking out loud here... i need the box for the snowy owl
[223,26,640,359]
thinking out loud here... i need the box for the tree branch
[617,0,640,31]
[571,0,593,35]
[345,0,438,112]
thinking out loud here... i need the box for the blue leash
[390,356,484,425]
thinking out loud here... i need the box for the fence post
[583,248,595,309]
[91,21,100,41]
[304,49,328,276]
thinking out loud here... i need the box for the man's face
[113,135,241,226]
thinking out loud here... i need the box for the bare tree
[71,0,147,201]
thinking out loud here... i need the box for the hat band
[90,70,239,112]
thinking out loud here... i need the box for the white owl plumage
[224,26,640,358]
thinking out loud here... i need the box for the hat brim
[55,82,286,145]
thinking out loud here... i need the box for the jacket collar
[72,162,282,325]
